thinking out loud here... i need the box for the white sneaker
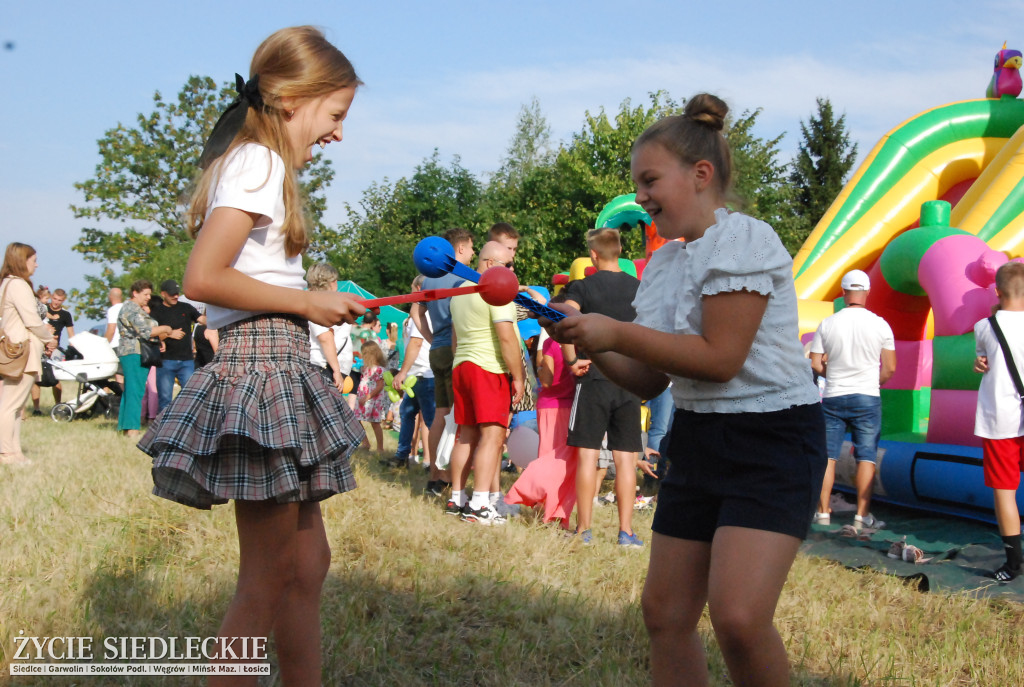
[461,503,507,526]
[854,513,885,529]
[813,512,830,525]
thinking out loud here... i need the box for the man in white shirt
[104,287,123,348]
[810,270,897,529]
[386,276,438,486]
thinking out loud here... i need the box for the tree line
[70,78,855,319]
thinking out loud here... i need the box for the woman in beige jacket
[1,243,55,464]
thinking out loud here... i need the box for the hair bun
[684,93,728,131]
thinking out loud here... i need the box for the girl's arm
[538,351,555,388]
[411,303,432,345]
[317,329,345,392]
[206,328,219,352]
[185,207,365,327]
[367,371,385,399]
[553,290,768,397]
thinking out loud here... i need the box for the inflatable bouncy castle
[793,88,1024,524]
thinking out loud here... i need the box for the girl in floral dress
[356,340,389,451]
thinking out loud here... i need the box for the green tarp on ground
[801,498,1023,603]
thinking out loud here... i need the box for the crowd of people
[3,24,1023,687]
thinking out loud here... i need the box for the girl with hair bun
[551,93,826,686]
[138,26,367,685]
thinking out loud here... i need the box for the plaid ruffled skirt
[138,314,364,510]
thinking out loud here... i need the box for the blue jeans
[395,376,436,458]
[156,359,195,414]
[822,393,881,463]
[647,386,674,453]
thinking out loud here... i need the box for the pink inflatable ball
[965,251,1004,288]
[507,425,540,469]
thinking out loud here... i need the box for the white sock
[452,490,466,507]
[489,491,501,506]
[469,491,491,510]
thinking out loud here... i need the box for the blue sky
[2,1,1020,326]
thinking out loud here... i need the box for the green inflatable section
[878,201,968,296]
[976,173,1024,240]
[796,97,1024,279]
[881,388,931,439]
[931,334,983,391]
[595,193,651,229]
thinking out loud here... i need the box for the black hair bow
[198,73,263,169]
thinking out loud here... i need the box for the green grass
[1,413,1022,686]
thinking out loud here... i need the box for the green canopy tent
[336,280,409,351]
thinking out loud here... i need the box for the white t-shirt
[404,312,434,379]
[633,209,820,413]
[106,302,123,348]
[974,310,1024,439]
[810,306,895,398]
[203,143,306,330]
[309,322,353,375]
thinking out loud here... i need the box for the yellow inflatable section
[793,97,1024,337]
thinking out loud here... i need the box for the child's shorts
[567,376,643,452]
[652,403,827,541]
[429,346,455,409]
[982,436,1024,489]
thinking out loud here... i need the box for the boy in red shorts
[973,260,1024,582]
[445,241,525,524]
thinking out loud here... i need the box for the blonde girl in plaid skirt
[138,27,365,686]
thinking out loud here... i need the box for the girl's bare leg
[642,533,711,686]
[273,502,331,687]
[706,526,801,687]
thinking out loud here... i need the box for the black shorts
[567,377,643,452]
[652,403,826,541]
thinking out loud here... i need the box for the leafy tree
[292,91,800,299]
[788,97,858,241]
[70,76,335,315]
[482,92,682,286]
[326,150,485,296]
[489,97,555,189]
[727,110,805,255]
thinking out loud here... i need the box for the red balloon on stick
[356,267,519,309]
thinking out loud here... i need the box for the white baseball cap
[841,269,871,291]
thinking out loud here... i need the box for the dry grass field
[1,414,1022,686]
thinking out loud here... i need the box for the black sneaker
[993,562,1021,582]
[378,455,408,469]
[444,500,465,516]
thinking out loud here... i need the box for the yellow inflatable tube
[793,138,1006,302]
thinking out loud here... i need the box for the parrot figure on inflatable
[986,42,1023,99]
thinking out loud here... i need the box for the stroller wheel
[51,403,75,423]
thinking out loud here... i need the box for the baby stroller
[46,332,121,422]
